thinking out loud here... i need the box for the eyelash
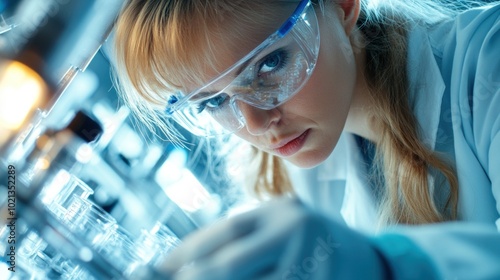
[196,94,229,114]
[257,49,290,78]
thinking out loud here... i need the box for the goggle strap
[278,0,310,37]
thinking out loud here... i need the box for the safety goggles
[165,0,320,137]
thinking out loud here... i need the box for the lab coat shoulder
[372,5,500,280]
[467,3,500,230]
[445,2,500,174]
[461,3,500,220]
[434,3,500,226]
[430,2,500,157]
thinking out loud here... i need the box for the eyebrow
[235,52,259,76]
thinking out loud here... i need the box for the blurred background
[0,0,249,279]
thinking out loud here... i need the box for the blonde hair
[112,0,493,225]
[113,0,280,144]
[355,3,456,225]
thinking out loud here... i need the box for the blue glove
[158,197,391,280]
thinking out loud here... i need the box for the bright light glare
[155,148,212,212]
[75,143,93,163]
[0,60,47,130]
[79,247,94,262]
[41,169,71,205]
[161,168,212,213]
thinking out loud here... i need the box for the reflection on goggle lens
[165,0,319,137]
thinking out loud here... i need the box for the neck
[344,44,379,143]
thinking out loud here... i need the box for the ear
[337,0,361,35]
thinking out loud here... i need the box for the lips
[272,129,309,157]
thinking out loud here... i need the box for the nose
[236,101,281,135]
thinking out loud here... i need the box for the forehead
[180,2,298,93]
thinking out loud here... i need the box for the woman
[113,0,500,279]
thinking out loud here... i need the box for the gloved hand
[157,197,391,280]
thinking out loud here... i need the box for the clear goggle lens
[166,0,320,137]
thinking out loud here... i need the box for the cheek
[281,26,358,167]
[288,28,357,129]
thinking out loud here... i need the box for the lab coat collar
[406,25,446,150]
[321,26,447,232]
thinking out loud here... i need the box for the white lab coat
[287,4,500,279]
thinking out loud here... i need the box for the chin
[286,148,332,169]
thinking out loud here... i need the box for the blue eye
[258,49,289,76]
[197,94,229,113]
